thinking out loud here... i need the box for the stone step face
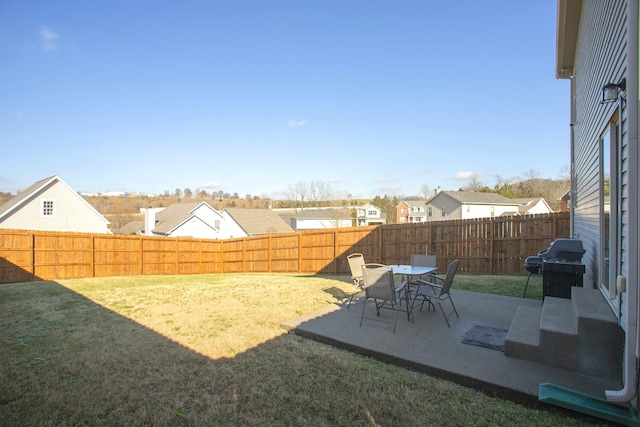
[572,288,624,379]
[506,287,624,380]
[504,306,542,362]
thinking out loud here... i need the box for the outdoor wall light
[601,78,626,103]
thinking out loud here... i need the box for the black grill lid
[537,238,585,262]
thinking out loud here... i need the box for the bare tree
[523,169,541,180]
[420,184,432,199]
[520,169,544,197]
[462,174,483,192]
[309,181,334,207]
[286,181,309,212]
[493,174,516,198]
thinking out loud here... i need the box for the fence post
[219,240,224,273]
[199,239,202,274]
[489,218,496,274]
[334,230,339,274]
[378,227,384,264]
[139,236,144,275]
[30,233,35,282]
[298,233,302,273]
[242,238,247,273]
[268,234,273,273]
[91,235,95,278]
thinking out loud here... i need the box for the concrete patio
[281,289,623,409]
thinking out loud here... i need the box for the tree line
[0,170,570,232]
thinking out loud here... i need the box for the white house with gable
[0,175,111,234]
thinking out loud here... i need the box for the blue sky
[1,1,569,199]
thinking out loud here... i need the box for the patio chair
[406,252,437,304]
[412,259,460,327]
[346,253,366,308]
[359,263,409,333]
[409,252,437,280]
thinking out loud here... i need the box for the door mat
[461,325,508,352]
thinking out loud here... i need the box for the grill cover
[537,238,585,262]
[523,239,585,274]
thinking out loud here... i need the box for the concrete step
[505,306,542,362]
[572,287,624,380]
[506,287,624,380]
[539,297,580,372]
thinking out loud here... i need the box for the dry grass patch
[0,273,602,426]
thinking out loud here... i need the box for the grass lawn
[0,272,603,426]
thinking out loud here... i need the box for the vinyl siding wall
[571,0,627,317]
[463,204,519,219]
[165,217,219,239]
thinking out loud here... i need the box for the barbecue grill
[522,238,586,297]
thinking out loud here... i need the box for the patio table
[390,265,437,317]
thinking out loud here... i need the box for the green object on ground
[539,383,640,426]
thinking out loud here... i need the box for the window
[367,210,377,217]
[427,207,432,217]
[441,207,446,217]
[490,207,495,218]
[41,200,55,216]
[214,220,220,230]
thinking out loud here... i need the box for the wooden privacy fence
[0,213,570,284]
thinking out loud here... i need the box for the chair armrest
[412,280,439,297]
[394,280,409,293]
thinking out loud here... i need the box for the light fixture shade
[602,83,619,103]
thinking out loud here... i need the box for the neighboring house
[424,191,520,222]
[396,200,427,224]
[396,201,410,224]
[547,0,638,406]
[144,202,223,238]
[0,175,111,233]
[221,208,294,238]
[122,205,294,239]
[279,208,352,231]
[355,203,386,226]
[121,203,222,238]
[512,197,554,215]
[558,190,571,213]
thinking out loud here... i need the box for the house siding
[164,217,218,238]
[571,0,627,318]
[425,193,519,221]
[426,197,461,221]
[218,212,248,239]
[191,204,224,229]
[463,204,516,219]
